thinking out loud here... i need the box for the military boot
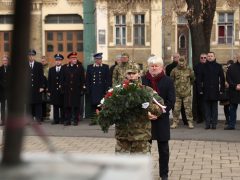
[188,122,194,129]
[170,122,178,129]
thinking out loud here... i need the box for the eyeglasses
[200,57,207,59]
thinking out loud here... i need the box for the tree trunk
[185,0,216,66]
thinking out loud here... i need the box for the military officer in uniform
[170,57,195,129]
[112,52,131,86]
[62,52,85,126]
[28,49,44,124]
[86,52,111,125]
[115,62,164,154]
[48,53,65,124]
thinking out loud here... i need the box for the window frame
[133,14,145,46]
[115,14,126,46]
[217,12,234,44]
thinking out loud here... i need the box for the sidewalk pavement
[0,136,239,180]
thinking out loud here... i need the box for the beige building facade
[0,0,83,66]
[163,0,240,65]
[95,0,163,66]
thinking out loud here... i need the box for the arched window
[179,34,186,49]
[45,14,83,24]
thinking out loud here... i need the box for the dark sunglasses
[200,57,207,59]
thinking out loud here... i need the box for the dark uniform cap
[28,49,36,56]
[126,62,140,74]
[54,53,64,60]
[67,52,77,59]
[93,52,103,59]
[121,52,129,58]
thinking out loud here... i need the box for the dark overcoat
[197,60,225,101]
[0,65,10,101]
[28,61,44,104]
[86,64,110,105]
[226,62,240,104]
[62,64,84,108]
[48,66,64,106]
[142,75,175,141]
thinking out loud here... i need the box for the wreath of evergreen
[97,80,152,133]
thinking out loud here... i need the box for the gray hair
[147,55,164,66]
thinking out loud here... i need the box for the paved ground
[1,136,239,180]
[0,107,240,180]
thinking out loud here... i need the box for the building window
[218,12,234,44]
[0,15,14,24]
[115,15,126,45]
[134,14,145,45]
[45,31,83,61]
[179,34,186,49]
[45,14,83,24]
[0,31,12,56]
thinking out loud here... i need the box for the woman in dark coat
[142,55,175,180]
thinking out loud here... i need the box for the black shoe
[89,122,97,126]
[205,126,210,129]
[64,122,70,126]
[224,127,235,130]
[51,121,59,125]
[72,122,78,126]
[211,126,216,130]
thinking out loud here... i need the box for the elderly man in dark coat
[62,52,85,126]
[0,55,10,125]
[142,55,175,180]
[28,49,45,124]
[86,52,110,124]
[226,54,240,130]
[197,52,225,129]
[48,53,65,124]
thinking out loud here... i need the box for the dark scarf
[145,71,165,94]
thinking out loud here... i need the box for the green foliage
[97,82,152,133]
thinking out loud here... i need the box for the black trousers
[150,140,169,178]
[53,105,64,123]
[65,107,79,123]
[29,103,42,122]
[0,100,7,123]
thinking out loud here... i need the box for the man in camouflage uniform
[112,52,130,86]
[115,62,165,154]
[170,57,195,129]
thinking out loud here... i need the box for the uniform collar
[93,63,102,67]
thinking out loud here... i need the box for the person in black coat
[62,52,85,126]
[165,52,188,125]
[28,49,45,124]
[197,52,225,129]
[192,53,207,123]
[142,55,175,180]
[0,55,10,125]
[226,54,240,130]
[86,53,111,124]
[48,54,65,124]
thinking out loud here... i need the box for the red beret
[67,52,77,59]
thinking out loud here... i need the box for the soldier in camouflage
[170,57,195,129]
[112,52,131,86]
[115,62,165,154]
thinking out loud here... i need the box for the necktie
[30,63,33,69]
[4,67,6,73]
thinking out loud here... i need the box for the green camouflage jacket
[170,65,195,98]
[115,85,164,141]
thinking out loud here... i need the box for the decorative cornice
[42,0,58,6]
[0,0,14,10]
[67,0,83,5]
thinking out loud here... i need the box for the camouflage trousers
[115,139,151,154]
[172,96,193,124]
